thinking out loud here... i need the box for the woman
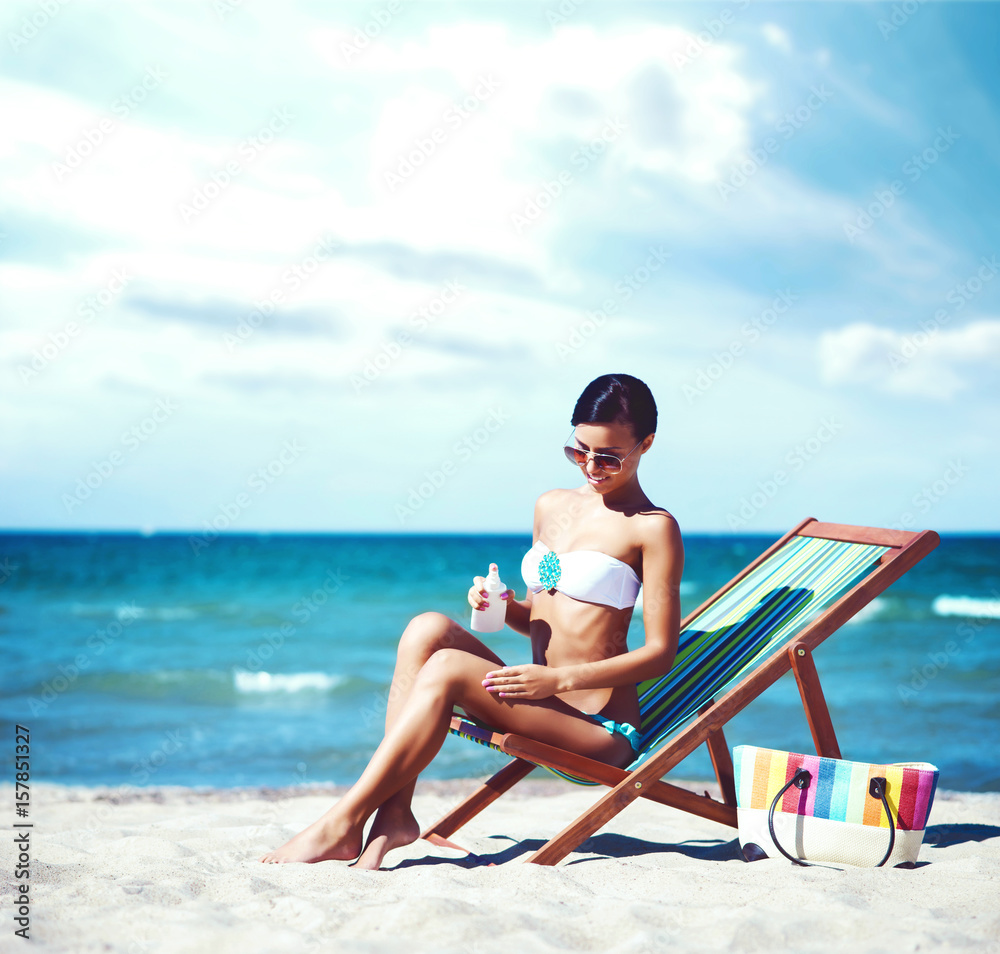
[260,373,683,869]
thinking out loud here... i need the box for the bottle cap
[485,563,503,590]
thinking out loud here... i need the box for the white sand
[3,776,999,953]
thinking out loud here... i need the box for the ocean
[1,532,997,792]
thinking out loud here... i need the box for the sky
[1,0,997,535]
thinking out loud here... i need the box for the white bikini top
[521,540,641,610]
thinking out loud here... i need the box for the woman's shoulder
[633,504,682,548]
[533,486,580,512]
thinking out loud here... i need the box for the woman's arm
[502,591,533,636]
[501,491,551,637]
[557,513,683,691]
[484,513,683,698]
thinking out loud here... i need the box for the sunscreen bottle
[470,563,506,633]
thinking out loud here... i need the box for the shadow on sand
[387,832,742,869]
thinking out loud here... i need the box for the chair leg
[788,641,842,759]
[526,709,742,865]
[504,733,738,828]
[705,726,738,808]
[420,758,535,847]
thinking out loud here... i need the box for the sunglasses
[563,431,644,474]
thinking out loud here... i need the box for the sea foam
[232,670,345,694]
[931,595,1000,619]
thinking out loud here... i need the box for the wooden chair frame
[420,518,940,865]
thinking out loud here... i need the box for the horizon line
[0,526,991,537]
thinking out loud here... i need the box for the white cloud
[819,319,1000,399]
[2,2,996,531]
[0,16,766,401]
[761,24,792,54]
[2,21,761,251]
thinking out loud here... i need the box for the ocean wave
[120,605,198,621]
[28,667,355,705]
[932,595,1000,619]
[232,670,345,694]
[70,602,195,621]
[70,602,240,622]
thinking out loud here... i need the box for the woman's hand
[468,578,513,613]
[482,664,561,700]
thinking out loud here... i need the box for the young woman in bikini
[260,372,683,869]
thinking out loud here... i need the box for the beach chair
[421,518,939,865]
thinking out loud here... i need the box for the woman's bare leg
[259,646,631,866]
[258,613,503,867]
[354,613,504,869]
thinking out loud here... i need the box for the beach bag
[733,745,939,868]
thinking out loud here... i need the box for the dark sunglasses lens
[564,445,623,472]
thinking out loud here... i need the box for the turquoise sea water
[1,532,997,792]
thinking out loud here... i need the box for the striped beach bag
[733,745,939,868]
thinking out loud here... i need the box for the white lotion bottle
[470,563,506,633]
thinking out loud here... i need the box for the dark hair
[571,373,657,440]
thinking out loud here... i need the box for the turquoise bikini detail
[537,550,561,590]
[521,540,641,611]
[584,713,642,753]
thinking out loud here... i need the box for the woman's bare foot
[352,805,421,871]
[259,812,365,864]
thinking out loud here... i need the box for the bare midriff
[528,588,641,727]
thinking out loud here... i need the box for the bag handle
[767,769,896,868]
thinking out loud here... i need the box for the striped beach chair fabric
[424,519,940,865]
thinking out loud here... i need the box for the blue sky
[1,1,997,534]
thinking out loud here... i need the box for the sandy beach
[3,775,998,953]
